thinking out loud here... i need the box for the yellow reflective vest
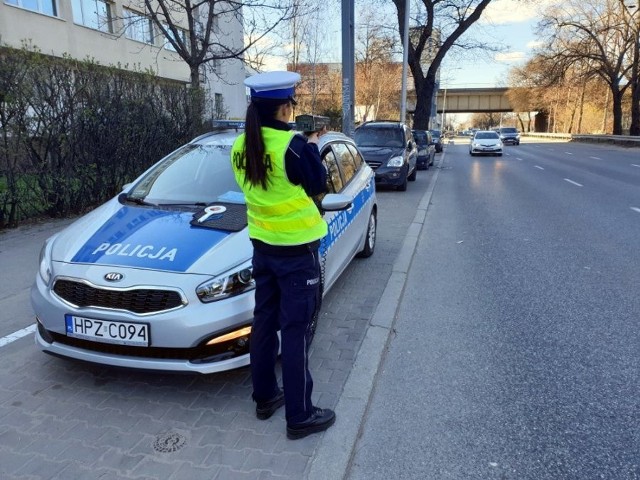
[231,127,328,246]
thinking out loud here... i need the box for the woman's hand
[307,126,328,145]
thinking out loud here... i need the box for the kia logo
[104,272,124,282]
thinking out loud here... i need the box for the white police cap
[245,71,301,100]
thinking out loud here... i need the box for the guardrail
[522,132,640,148]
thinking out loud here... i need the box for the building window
[124,8,154,45]
[5,0,57,16]
[162,23,187,52]
[72,0,113,33]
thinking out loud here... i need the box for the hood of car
[358,145,405,163]
[50,198,251,275]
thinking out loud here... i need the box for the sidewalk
[308,156,443,479]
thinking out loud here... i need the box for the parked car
[469,130,503,156]
[412,129,435,170]
[354,120,418,191]
[429,129,443,152]
[498,127,521,145]
[31,125,378,374]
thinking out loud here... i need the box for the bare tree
[355,11,398,121]
[138,0,294,89]
[536,0,636,135]
[387,0,495,129]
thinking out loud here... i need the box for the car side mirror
[321,193,353,212]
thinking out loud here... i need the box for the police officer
[231,71,336,440]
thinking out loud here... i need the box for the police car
[31,124,377,374]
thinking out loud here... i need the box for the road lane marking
[589,156,601,160]
[565,152,574,155]
[0,324,36,348]
[632,207,640,214]
[564,178,583,187]
[632,164,640,168]
[534,165,544,170]
[516,158,523,161]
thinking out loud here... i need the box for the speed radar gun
[295,114,330,135]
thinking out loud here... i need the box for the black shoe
[255,391,285,420]
[286,407,336,440]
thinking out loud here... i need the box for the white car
[469,130,503,156]
[31,125,377,374]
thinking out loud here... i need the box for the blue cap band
[250,87,295,99]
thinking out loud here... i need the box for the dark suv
[354,121,418,191]
[498,127,520,145]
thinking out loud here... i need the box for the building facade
[0,0,246,119]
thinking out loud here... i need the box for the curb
[307,154,444,480]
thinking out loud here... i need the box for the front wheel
[357,209,377,258]
[397,170,408,191]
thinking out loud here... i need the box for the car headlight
[386,155,404,167]
[196,262,255,303]
[38,239,53,286]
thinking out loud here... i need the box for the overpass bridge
[408,87,513,113]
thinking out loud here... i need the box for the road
[0,157,428,479]
[1,137,638,479]
[346,138,640,479]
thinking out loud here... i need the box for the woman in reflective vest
[231,71,336,440]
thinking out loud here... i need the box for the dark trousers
[250,247,320,424]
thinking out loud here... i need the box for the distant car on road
[498,127,521,145]
[31,125,378,374]
[412,129,435,170]
[354,120,418,191]
[469,130,503,156]
[429,129,444,153]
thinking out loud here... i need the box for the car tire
[397,172,408,191]
[497,153,503,156]
[357,209,377,258]
[308,279,323,345]
[408,166,417,181]
[469,151,475,156]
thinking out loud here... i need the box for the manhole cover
[153,431,187,453]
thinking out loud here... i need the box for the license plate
[65,315,149,346]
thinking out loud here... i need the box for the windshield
[430,130,441,138]
[413,131,428,144]
[475,132,499,140]
[127,143,242,205]
[500,128,518,133]
[355,127,404,148]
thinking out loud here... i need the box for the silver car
[469,130,503,156]
[31,126,377,374]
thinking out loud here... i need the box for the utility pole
[625,3,640,135]
[342,0,355,137]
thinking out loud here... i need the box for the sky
[261,0,551,90]
[440,0,550,89]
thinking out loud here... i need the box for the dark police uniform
[231,118,328,425]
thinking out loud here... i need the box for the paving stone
[15,455,71,479]
[169,462,222,480]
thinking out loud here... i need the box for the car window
[355,127,403,148]
[332,142,357,184]
[413,130,429,144]
[500,128,518,133]
[130,144,239,204]
[322,149,343,193]
[475,132,499,139]
[346,143,363,169]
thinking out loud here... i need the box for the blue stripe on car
[71,206,229,272]
[321,175,374,256]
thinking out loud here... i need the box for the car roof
[357,121,404,129]
[189,127,356,151]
